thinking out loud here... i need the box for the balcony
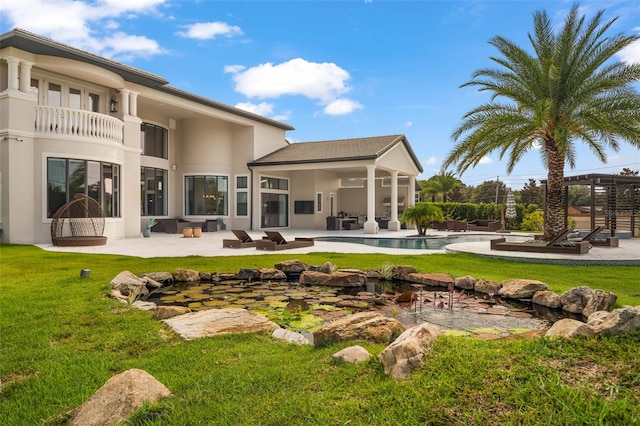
[35,106,123,144]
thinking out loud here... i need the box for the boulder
[272,328,313,345]
[332,345,371,364]
[308,262,337,274]
[474,279,502,295]
[274,259,309,274]
[498,279,549,300]
[163,308,279,340]
[582,290,617,318]
[299,271,366,287]
[545,318,595,338]
[592,306,640,336]
[532,290,562,309]
[406,273,453,287]
[378,323,441,381]
[560,286,593,314]
[394,265,418,280]
[172,268,200,282]
[153,305,191,320]
[454,275,476,290]
[586,311,611,327]
[71,369,171,426]
[313,312,405,347]
[132,301,156,311]
[199,271,212,281]
[109,271,149,298]
[140,272,174,286]
[236,268,286,281]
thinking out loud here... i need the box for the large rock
[592,306,640,336]
[313,312,405,347]
[378,323,441,380]
[72,369,171,426]
[140,272,174,287]
[474,279,502,295]
[582,290,617,318]
[236,268,287,281]
[532,290,562,309]
[299,271,366,287]
[274,259,309,274]
[545,318,595,338]
[586,311,611,327]
[153,305,191,320]
[172,268,200,282]
[109,271,150,298]
[163,308,279,340]
[498,279,549,300]
[308,262,337,274]
[272,328,312,345]
[559,286,593,314]
[332,345,372,364]
[394,265,418,280]
[406,273,453,287]
[454,275,476,290]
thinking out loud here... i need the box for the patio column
[388,171,400,231]
[19,61,34,93]
[118,89,130,116]
[4,57,20,92]
[408,175,416,206]
[129,91,139,117]
[364,164,378,234]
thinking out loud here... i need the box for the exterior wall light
[110,96,119,113]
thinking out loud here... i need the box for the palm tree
[422,169,462,202]
[443,5,640,240]
[400,202,444,236]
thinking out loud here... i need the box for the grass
[1,244,639,425]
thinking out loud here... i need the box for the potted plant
[217,217,226,231]
[143,218,157,237]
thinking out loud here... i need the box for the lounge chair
[223,230,257,248]
[490,229,591,254]
[571,227,619,247]
[255,231,314,251]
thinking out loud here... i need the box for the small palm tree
[422,168,462,202]
[444,5,640,240]
[400,202,444,236]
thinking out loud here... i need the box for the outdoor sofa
[152,219,191,234]
[467,220,501,232]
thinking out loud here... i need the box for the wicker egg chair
[50,194,107,246]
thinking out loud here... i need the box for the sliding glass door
[261,193,288,227]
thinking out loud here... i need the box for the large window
[141,123,168,159]
[260,177,288,190]
[141,167,168,216]
[185,175,228,216]
[47,158,120,218]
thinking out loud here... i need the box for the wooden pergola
[541,174,640,237]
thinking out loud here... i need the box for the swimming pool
[315,234,513,250]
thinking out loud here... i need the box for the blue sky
[2,0,639,189]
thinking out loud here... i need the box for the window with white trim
[235,175,249,217]
[316,192,323,213]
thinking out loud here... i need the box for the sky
[2,0,639,189]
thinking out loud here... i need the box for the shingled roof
[248,134,423,172]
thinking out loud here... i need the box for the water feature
[314,234,529,250]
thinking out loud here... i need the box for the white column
[19,61,34,93]
[129,91,139,117]
[409,175,416,206]
[4,57,20,92]
[364,164,378,234]
[118,89,130,116]
[388,171,400,231]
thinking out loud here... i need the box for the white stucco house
[0,28,422,245]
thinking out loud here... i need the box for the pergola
[541,174,640,237]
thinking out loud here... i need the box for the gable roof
[248,134,423,173]
[0,28,294,131]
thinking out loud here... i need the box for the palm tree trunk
[544,144,565,240]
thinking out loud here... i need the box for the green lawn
[1,244,639,425]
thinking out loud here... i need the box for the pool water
[315,234,507,250]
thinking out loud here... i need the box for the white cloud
[617,38,640,64]
[177,21,243,40]
[224,65,246,74]
[227,58,351,101]
[235,102,291,121]
[405,121,413,128]
[424,156,439,166]
[323,99,363,116]
[0,0,167,59]
[478,156,494,165]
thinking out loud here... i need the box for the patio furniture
[432,221,448,231]
[467,220,500,232]
[223,230,257,248]
[203,219,218,232]
[446,220,468,232]
[491,229,591,254]
[50,194,107,246]
[153,218,191,234]
[326,216,339,230]
[256,231,315,251]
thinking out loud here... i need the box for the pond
[145,277,569,336]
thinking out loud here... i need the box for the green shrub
[521,211,544,231]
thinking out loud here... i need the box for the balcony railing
[35,106,123,144]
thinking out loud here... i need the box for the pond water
[314,234,528,250]
[146,278,567,336]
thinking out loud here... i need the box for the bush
[520,211,544,231]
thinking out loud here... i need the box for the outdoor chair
[223,230,257,248]
[50,194,107,246]
[256,231,315,251]
[491,229,590,254]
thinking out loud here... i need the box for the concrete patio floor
[37,228,640,265]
